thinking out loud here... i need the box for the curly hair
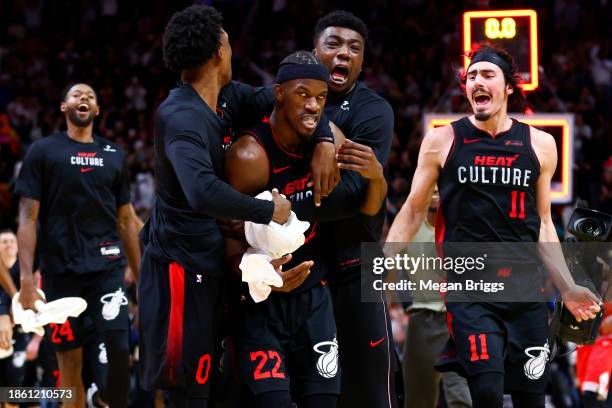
[313,10,369,43]
[162,5,224,73]
[459,42,526,113]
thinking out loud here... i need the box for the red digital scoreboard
[463,10,539,91]
[423,114,574,204]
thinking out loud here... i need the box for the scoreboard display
[463,9,539,91]
[423,114,574,204]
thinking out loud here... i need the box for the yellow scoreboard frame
[423,114,574,204]
[463,9,539,91]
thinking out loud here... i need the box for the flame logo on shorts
[313,337,339,379]
[100,288,128,321]
[98,343,107,364]
[523,343,550,380]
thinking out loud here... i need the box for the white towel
[241,190,310,302]
[12,290,87,336]
[244,191,310,259]
[239,248,284,303]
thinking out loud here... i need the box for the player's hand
[561,284,601,322]
[0,314,12,350]
[270,254,312,293]
[271,189,291,225]
[309,142,340,207]
[336,140,384,180]
[18,278,44,311]
[217,219,246,241]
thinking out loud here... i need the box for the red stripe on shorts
[165,262,185,384]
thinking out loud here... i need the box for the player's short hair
[60,83,98,103]
[162,5,224,73]
[0,229,15,236]
[459,43,526,112]
[313,10,369,43]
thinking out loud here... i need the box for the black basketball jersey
[244,117,327,291]
[437,117,541,243]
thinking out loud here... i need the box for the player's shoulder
[27,132,64,152]
[158,85,209,121]
[230,130,266,161]
[528,125,556,150]
[424,123,454,145]
[352,82,393,114]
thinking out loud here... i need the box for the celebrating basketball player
[386,43,600,408]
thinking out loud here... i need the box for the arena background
[0,0,610,406]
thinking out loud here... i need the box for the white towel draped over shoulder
[240,190,310,302]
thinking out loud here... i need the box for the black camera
[567,206,612,242]
[551,204,612,347]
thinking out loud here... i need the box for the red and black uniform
[232,118,340,401]
[435,117,551,393]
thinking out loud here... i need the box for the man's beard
[474,111,491,121]
[67,110,96,127]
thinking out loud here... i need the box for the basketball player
[14,83,141,408]
[224,51,387,408]
[386,43,601,408]
[138,6,339,407]
[310,11,399,407]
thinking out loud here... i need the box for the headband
[468,51,512,77]
[276,63,329,84]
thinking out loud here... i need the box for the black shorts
[233,283,340,399]
[42,267,129,352]
[436,302,551,393]
[138,250,224,398]
[81,315,109,391]
[330,274,399,408]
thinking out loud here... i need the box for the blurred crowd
[0,0,611,406]
[0,0,610,230]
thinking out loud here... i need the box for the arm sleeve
[114,152,131,207]
[13,142,44,199]
[230,81,334,143]
[165,109,274,223]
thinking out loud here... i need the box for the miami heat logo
[313,337,339,379]
[100,288,128,321]
[523,343,550,380]
[98,343,108,364]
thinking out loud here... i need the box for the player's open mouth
[330,65,349,84]
[77,104,91,113]
[473,93,491,107]
[301,115,318,130]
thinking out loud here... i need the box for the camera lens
[575,218,604,238]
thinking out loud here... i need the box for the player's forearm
[538,219,575,294]
[360,174,388,216]
[386,196,427,244]
[118,219,141,282]
[17,220,37,286]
